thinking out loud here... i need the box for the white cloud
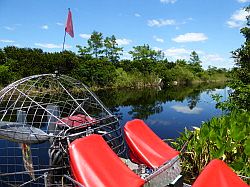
[172,33,208,43]
[13,44,20,47]
[79,33,91,39]
[116,38,132,45]
[41,25,49,30]
[148,19,176,27]
[0,39,15,43]
[158,47,233,69]
[34,43,71,49]
[148,119,171,126]
[153,36,164,43]
[4,26,15,31]
[160,0,177,4]
[231,9,248,21]
[203,54,225,63]
[227,20,242,28]
[201,54,233,69]
[163,47,191,60]
[56,22,64,26]
[134,13,141,17]
[171,105,203,114]
[227,9,249,28]
[153,47,162,51]
[120,51,132,60]
[237,0,250,2]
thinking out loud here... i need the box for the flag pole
[62,8,70,51]
[59,8,73,74]
[62,30,66,51]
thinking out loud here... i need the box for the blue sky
[0,0,249,69]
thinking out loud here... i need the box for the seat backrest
[69,134,145,187]
[124,119,179,168]
[192,159,249,187]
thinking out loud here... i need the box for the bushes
[113,68,160,88]
[0,65,12,85]
[72,58,116,87]
[174,110,250,183]
[166,65,195,84]
[0,45,228,88]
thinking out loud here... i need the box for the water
[96,82,229,139]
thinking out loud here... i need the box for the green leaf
[214,147,225,158]
[244,137,250,156]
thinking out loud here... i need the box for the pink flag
[65,9,74,38]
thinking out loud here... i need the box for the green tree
[129,44,164,61]
[230,6,250,110]
[88,31,104,59]
[129,44,164,73]
[76,45,92,60]
[232,6,250,84]
[104,35,123,63]
[189,51,203,73]
[0,65,12,85]
[73,58,116,86]
[176,59,188,67]
[0,49,6,65]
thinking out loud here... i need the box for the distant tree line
[0,31,228,87]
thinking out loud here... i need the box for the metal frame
[0,74,125,186]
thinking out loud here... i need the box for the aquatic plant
[174,110,250,183]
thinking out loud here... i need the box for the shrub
[174,110,250,183]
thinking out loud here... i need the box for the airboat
[0,74,183,187]
[1,74,247,187]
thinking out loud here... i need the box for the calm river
[96,82,229,139]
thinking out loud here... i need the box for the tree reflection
[96,82,226,120]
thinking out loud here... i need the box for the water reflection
[96,82,228,139]
[171,105,203,114]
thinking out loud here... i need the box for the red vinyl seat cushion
[192,159,249,187]
[69,134,145,187]
[124,119,179,168]
[57,114,96,127]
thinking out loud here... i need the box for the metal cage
[0,74,125,186]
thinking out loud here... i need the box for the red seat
[124,119,179,169]
[57,114,96,127]
[192,159,249,187]
[69,134,145,187]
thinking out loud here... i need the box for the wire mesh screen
[0,74,125,186]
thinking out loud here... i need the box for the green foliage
[0,65,12,85]
[113,68,160,88]
[0,31,228,88]
[72,58,116,86]
[189,51,201,64]
[128,44,166,74]
[87,31,104,59]
[230,5,250,110]
[129,44,164,61]
[174,110,250,182]
[103,35,123,63]
[0,49,6,65]
[166,65,195,84]
[77,31,123,62]
[188,51,203,73]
